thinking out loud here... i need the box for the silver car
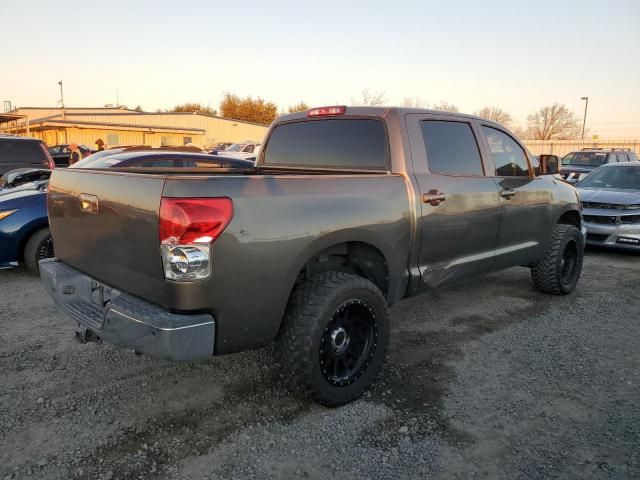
[578,162,640,250]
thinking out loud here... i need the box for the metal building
[0,107,268,149]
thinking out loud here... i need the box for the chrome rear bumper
[39,259,215,361]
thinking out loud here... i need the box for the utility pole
[581,96,589,140]
[57,80,65,108]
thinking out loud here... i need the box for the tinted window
[263,119,388,169]
[609,153,618,163]
[482,127,530,177]
[0,140,46,164]
[420,121,483,176]
[561,152,607,167]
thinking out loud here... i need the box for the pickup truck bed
[41,106,585,406]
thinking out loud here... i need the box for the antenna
[57,80,65,108]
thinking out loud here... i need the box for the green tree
[287,102,309,113]
[220,93,278,125]
[170,102,217,115]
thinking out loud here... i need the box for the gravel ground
[0,248,638,479]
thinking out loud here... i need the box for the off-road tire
[275,272,390,407]
[24,228,54,274]
[531,224,584,295]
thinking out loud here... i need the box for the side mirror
[539,154,560,175]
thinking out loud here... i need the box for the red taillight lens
[159,197,233,245]
[307,106,346,117]
[40,143,55,169]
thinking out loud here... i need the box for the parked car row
[560,148,638,184]
[0,141,255,272]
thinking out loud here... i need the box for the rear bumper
[39,259,215,361]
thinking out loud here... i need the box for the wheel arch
[285,231,396,305]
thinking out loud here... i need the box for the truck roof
[276,106,489,124]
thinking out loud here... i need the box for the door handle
[422,190,447,206]
[500,188,516,199]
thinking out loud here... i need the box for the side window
[420,120,484,176]
[619,153,628,162]
[482,126,530,177]
[609,154,618,163]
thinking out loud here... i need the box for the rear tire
[24,228,54,274]
[275,272,390,407]
[531,224,584,295]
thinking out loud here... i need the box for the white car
[220,142,261,160]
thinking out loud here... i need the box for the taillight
[40,143,55,169]
[159,197,233,281]
[307,106,346,117]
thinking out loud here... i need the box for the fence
[523,139,639,157]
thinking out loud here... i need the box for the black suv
[560,148,639,183]
[0,135,54,175]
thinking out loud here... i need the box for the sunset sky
[2,0,639,137]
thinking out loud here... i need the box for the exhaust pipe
[75,325,101,344]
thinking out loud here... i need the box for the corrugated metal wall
[31,128,204,149]
[523,139,639,156]
[10,109,268,148]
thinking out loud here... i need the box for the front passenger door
[479,126,552,269]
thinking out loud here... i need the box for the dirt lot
[0,248,638,480]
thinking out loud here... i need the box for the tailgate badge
[80,194,99,214]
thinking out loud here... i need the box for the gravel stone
[0,249,638,479]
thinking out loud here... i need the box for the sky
[1,0,639,138]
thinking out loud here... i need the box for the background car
[561,148,638,184]
[577,162,640,250]
[0,168,53,272]
[71,151,255,169]
[207,142,234,154]
[0,134,54,174]
[216,141,262,160]
[47,144,95,167]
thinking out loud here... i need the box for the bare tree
[351,89,388,106]
[474,106,512,127]
[431,101,459,113]
[401,96,429,108]
[511,125,532,140]
[526,103,581,140]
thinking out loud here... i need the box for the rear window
[0,140,45,164]
[262,119,388,169]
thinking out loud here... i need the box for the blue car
[0,169,53,272]
[0,151,253,272]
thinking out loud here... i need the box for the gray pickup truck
[40,106,585,406]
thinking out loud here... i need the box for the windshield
[225,143,246,152]
[578,166,640,190]
[70,148,124,168]
[561,152,607,167]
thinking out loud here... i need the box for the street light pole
[58,80,65,108]
[581,96,588,140]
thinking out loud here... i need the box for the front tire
[275,272,390,407]
[24,227,54,274]
[531,224,584,295]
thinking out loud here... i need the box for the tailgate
[48,169,167,307]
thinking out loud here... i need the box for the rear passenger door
[406,114,502,290]
[478,125,552,269]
